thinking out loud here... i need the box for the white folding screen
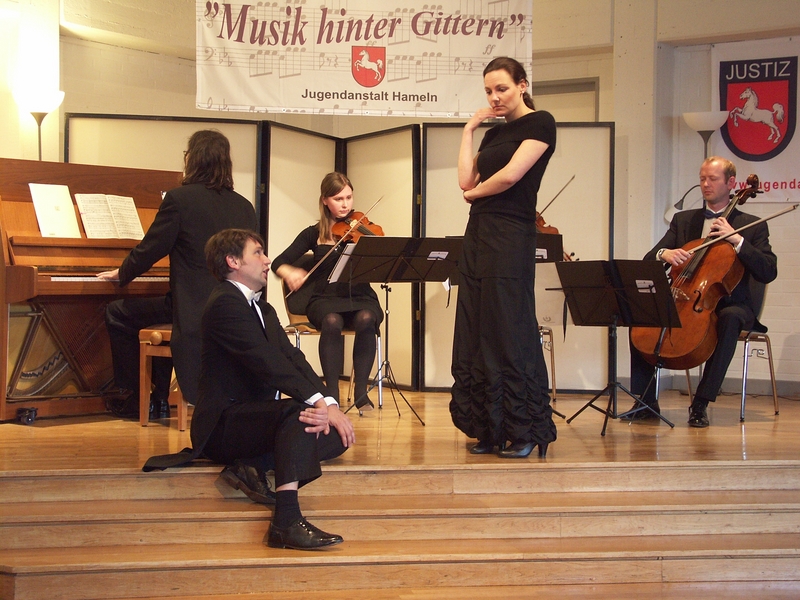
[66,116,259,207]
[345,127,418,389]
[64,115,612,394]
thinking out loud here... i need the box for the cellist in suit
[624,157,777,427]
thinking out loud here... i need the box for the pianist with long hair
[98,130,257,419]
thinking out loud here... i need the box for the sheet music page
[106,195,145,240]
[328,244,355,283]
[74,193,119,238]
[29,183,82,238]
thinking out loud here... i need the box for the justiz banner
[712,37,799,202]
[196,1,533,117]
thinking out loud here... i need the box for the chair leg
[139,345,151,427]
[540,327,557,403]
[685,369,693,400]
[175,389,188,432]
[741,337,752,422]
[764,335,779,415]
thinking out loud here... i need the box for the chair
[538,325,558,403]
[685,280,778,422]
[280,254,382,411]
[138,324,189,431]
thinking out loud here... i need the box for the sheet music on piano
[28,183,81,238]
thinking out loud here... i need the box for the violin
[331,211,384,242]
[629,174,760,370]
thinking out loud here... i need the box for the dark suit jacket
[190,280,329,454]
[118,184,257,403]
[646,207,777,316]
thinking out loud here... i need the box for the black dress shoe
[149,398,170,420]
[498,441,535,458]
[620,401,661,422]
[220,461,276,505]
[354,395,374,412]
[469,440,496,454]
[265,517,343,550]
[688,405,709,428]
[106,389,139,419]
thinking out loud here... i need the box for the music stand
[330,236,463,426]
[556,259,679,435]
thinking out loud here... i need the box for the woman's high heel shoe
[497,441,534,458]
[354,395,374,412]
[469,440,496,454]
[497,442,549,459]
[537,443,548,458]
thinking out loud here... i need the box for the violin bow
[286,195,384,298]
[539,174,575,216]
[688,203,797,255]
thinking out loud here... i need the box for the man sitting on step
[194,229,355,550]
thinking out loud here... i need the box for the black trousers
[630,304,754,405]
[450,273,556,446]
[202,400,347,488]
[105,295,173,400]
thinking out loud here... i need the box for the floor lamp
[14,89,65,161]
[682,110,730,160]
[664,111,730,223]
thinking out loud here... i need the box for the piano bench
[138,324,189,431]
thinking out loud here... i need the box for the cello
[629,174,760,370]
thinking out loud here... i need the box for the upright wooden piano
[0,158,181,422]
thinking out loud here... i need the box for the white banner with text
[196,0,532,117]
[712,37,799,202]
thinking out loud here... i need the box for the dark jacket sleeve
[736,219,777,284]
[118,192,181,285]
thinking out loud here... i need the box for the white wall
[2,0,799,392]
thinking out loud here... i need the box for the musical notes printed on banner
[279,47,305,78]
[416,51,442,83]
[249,50,277,77]
[387,55,412,82]
[387,7,414,45]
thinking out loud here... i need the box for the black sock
[273,490,302,528]
[691,398,709,410]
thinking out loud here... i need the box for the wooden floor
[1,388,800,599]
[1,387,799,472]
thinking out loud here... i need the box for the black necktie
[703,209,725,219]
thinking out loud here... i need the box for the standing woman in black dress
[449,57,558,458]
[272,172,382,411]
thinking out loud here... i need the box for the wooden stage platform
[1,389,800,599]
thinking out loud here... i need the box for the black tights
[319,310,377,402]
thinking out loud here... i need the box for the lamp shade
[682,111,729,132]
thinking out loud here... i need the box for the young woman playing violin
[272,172,383,411]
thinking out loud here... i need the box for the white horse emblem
[354,50,383,82]
[730,87,785,143]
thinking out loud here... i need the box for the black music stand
[330,236,463,426]
[556,259,679,435]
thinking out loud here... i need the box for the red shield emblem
[352,46,386,88]
[719,56,796,161]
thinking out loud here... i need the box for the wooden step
[112,582,800,600]
[2,460,799,503]
[3,535,800,600]
[3,490,800,550]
